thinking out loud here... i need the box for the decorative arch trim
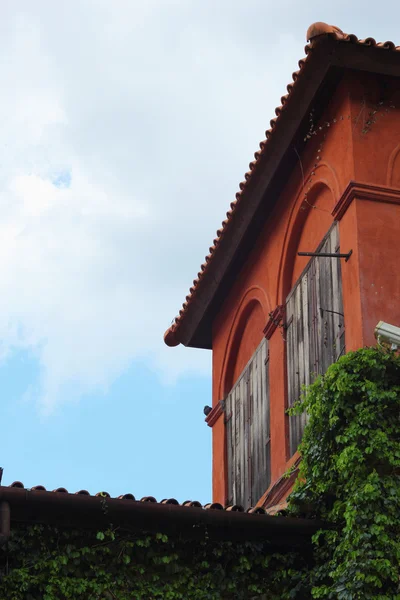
[387,143,400,186]
[277,177,336,303]
[219,286,270,401]
[275,163,338,306]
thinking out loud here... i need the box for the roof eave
[166,36,400,350]
[166,36,337,349]
[0,486,320,545]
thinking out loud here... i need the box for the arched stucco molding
[276,172,337,305]
[219,286,270,400]
[387,143,400,186]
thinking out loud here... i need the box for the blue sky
[0,1,399,502]
[1,348,212,501]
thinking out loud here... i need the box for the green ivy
[0,346,399,599]
[289,346,400,599]
[0,524,306,599]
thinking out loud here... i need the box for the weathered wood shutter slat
[261,341,271,502]
[225,338,270,508]
[226,401,233,505]
[286,223,345,455]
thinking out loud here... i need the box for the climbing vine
[0,346,399,599]
[289,346,400,599]
[0,524,306,599]
[296,97,396,216]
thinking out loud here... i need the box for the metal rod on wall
[297,250,352,262]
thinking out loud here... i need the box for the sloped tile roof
[0,480,322,544]
[164,22,400,347]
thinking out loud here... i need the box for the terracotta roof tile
[117,493,135,500]
[6,481,266,514]
[0,480,324,544]
[225,504,245,512]
[164,23,400,347]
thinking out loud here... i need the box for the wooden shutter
[286,223,345,455]
[225,338,270,508]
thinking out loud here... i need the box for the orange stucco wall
[357,199,400,345]
[210,72,400,505]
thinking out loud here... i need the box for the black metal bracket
[319,308,344,318]
[297,250,352,262]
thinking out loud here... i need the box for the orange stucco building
[164,23,400,511]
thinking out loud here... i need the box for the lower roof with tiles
[0,480,319,546]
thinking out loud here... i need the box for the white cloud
[0,1,399,411]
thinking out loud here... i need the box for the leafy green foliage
[0,347,399,598]
[289,346,400,599]
[0,525,305,599]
